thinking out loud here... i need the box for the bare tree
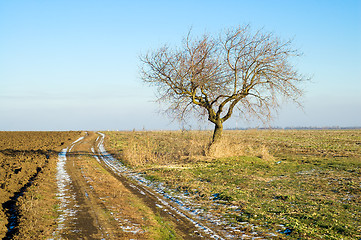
[140,25,307,144]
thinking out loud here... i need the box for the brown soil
[0,131,82,239]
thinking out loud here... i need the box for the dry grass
[208,134,275,162]
[105,129,361,239]
[106,130,275,167]
[108,131,209,166]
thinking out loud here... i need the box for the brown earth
[0,131,82,239]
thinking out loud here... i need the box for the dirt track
[55,131,225,239]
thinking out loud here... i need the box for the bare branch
[140,25,308,143]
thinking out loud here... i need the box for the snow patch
[53,136,84,237]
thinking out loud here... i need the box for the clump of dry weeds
[117,131,209,166]
[207,133,275,162]
[106,130,275,167]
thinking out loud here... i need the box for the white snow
[53,136,84,237]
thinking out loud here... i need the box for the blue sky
[1,0,360,130]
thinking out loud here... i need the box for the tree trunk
[212,122,223,144]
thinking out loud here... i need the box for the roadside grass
[79,151,182,239]
[105,130,361,239]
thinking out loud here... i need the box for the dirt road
[54,132,225,239]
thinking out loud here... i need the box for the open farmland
[0,130,359,239]
[2,131,230,239]
[0,131,81,239]
[105,129,361,239]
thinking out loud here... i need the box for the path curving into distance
[54,131,227,239]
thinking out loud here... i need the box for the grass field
[105,129,361,239]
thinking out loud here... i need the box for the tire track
[54,134,105,239]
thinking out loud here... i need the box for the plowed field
[0,131,82,239]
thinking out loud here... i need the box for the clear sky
[1,0,360,130]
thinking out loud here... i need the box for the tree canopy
[140,25,307,144]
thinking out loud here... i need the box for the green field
[104,130,361,239]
